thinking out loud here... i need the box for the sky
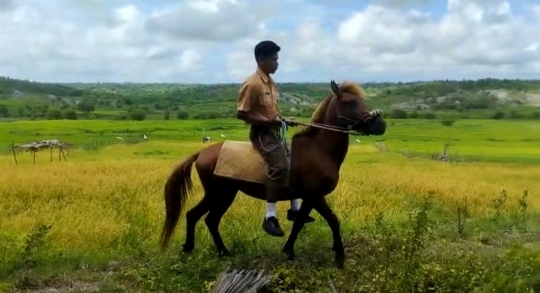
[0,0,539,83]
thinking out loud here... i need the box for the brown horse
[159,80,387,268]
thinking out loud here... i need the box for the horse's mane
[293,81,365,138]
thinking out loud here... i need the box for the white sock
[266,202,276,219]
[290,199,301,211]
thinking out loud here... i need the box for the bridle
[282,95,383,136]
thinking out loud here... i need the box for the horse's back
[212,140,267,184]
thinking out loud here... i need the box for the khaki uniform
[237,68,288,202]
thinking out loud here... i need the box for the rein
[283,119,366,136]
[282,108,383,136]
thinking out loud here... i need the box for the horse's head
[328,80,386,136]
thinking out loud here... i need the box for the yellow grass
[1,141,538,258]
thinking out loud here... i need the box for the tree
[390,109,408,119]
[176,110,189,120]
[440,118,456,126]
[129,109,147,121]
[0,104,9,117]
[46,108,62,120]
[164,110,170,120]
[63,109,78,120]
[491,111,505,120]
[77,101,95,113]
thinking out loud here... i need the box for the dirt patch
[524,93,540,106]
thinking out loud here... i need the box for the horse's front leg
[281,199,314,260]
[312,197,345,269]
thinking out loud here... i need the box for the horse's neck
[314,129,350,168]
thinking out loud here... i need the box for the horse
[159,80,387,268]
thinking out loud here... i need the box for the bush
[440,118,456,126]
[491,111,505,119]
[46,109,62,120]
[129,109,147,121]
[390,109,408,119]
[63,109,77,120]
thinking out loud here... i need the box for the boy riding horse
[236,40,315,237]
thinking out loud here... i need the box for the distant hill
[1,76,540,121]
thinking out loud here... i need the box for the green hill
[1,76,540,121]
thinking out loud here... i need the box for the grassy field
[1,119,540,292]
[2,118,539,162]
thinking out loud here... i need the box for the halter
[283,95,383,136]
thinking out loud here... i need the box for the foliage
[2,76,540,122]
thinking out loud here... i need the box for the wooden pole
[60,148,67,161]
[11,143,18,165]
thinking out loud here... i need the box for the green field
[1,118,540,292]
[2,118,539,163]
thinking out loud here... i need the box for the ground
[0,118,539,293]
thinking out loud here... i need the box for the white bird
[355,139,361,144]
[116,137,124,141]
[143,134,148,140]
[220,133,226,138]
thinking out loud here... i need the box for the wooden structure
[11,139,71,165]
[211,269,271,293]
[210,268,339,292]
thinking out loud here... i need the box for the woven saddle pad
[213,140,291,185]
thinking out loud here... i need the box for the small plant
[457,197,468,238]
[493,189,508,219]
[518,190,528,222]
[13,224,52,271]
[400,193,434,291]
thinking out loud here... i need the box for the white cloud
[0,0,539,83]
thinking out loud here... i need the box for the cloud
[0,0,539,83]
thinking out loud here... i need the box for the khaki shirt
[236,68,279,120]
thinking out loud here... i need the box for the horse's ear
[330,80,342,99]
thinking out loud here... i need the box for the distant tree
[129,109,146,121]
[508,110,522,119]
[63,109,78,120]
[77,101,95,113]
[409,111,419,118]
[46,108,62,120]
[491,111,505,120]
[390,109,408,119]
[164,110,170,120]
[0,104,9,117]
[176,110,189,120]
[440,118,456,126]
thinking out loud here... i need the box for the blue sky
[0,0,539,83]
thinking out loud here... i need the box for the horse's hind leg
[183,195,212,253]
[204,187,238,257]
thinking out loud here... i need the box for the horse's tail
[159,152,199,251]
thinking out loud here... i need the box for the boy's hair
[254,40,280,62]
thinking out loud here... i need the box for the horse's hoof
[335,254,345,269]
[182,244,194,253]
[282,248,295,260]
[218,249,231,257]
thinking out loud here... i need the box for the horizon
[4,76,540,86]
[1,0,539,83]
